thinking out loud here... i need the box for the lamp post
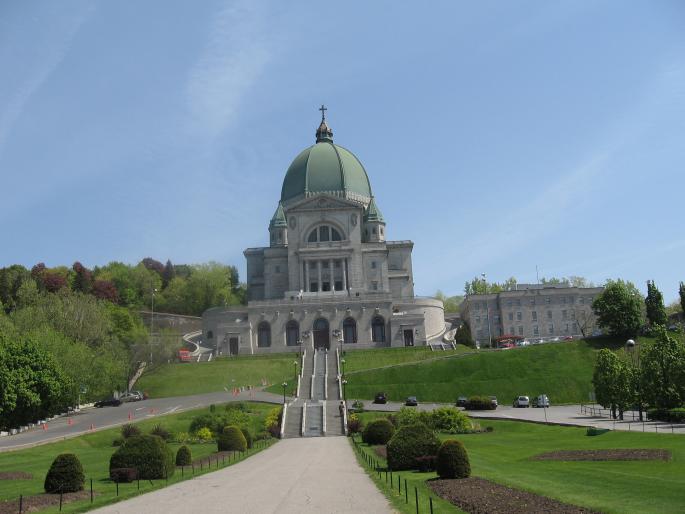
[626,338,643,421]
[293,360,298,382]
[282,382,288,404]
[150,287,158,364]
[482,273,492,348]
[342,379,347,402]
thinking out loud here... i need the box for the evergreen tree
[162,260,175,288]
[680,282,685,317]
[454,321,475,348]
[645,280,667,327]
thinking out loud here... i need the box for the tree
[42,272,67,293]
[92,279,119,303]
[434,290,463,313]
[593,349,632,419]
[142,258,164,276]
[644,280,667,327]
[454,322,475,348]
[680,282,685,317]
[72,262,93,293]
[592,279,643,338]
[640,327,685,409]
[162,260,175,288]
[464,276,517,295]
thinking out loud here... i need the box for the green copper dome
[280,112,372,205]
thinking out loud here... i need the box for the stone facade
[202,113,445,355]
[460,284,604,346]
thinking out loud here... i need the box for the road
[0,389,283,452]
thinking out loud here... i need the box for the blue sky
[1,1,684,301]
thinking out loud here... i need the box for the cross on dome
[315,104,333,143]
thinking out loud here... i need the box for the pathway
[92,437,392,514]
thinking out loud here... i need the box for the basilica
[202,109,446,354]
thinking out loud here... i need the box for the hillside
[345,338,630,404]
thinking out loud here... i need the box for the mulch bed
[0,491,91,514]
[532,449,671,461]
[428,477,600,514]
[0,471,32,480]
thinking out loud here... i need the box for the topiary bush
[430,407,473,434]
[44,454,85,493]
[121,423,141,439]
[150,424,172,441]
[436,440,471,479]
[362,419,395,445]
[217,425,247,452]
[386,423,440,471]
[241,427,254,449]
[110,468,137,483]
[109,435,174,480]
[415,455,437,472]
[175,445,192,466]
[196,427,213,442]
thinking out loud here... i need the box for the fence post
[137,478,140,490]
[398,474,401,494]
[59,488,63,511]
[19,494,23,513]
[430,497,434,514]
[415,487,419,514]
[91,478,94,502]
[405,479,408,503]
[116,481,119,496]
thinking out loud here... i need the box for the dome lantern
[315,104,333,143]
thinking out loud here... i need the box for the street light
[626,339,643,421]
[282,382,288,404]
[293,360,298,381]
[341,379,348,402]
[150,287,158,364]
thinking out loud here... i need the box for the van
[533,394,550,408]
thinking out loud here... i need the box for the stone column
[342,258,348,291]
[329,259,334,291]
[299,260,304,291]
[317,261,322,292]
[305,260,310,292]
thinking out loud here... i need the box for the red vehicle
[499,342,515,349]
[178,349,192,362]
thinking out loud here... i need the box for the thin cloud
[186,0,271,141]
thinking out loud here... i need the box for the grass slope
[342,345,474,373]
[346,339,622,404]
[137,354,297,398]
[0,402,274,512]
[354,414,685,514]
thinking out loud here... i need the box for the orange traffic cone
[128,412,132,420]
[67,418,73,426]
[42,424,48,431]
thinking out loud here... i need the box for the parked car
[456,396,468,407]
[512,395,530,408]
[532,394,550,408]
[499,342,515,349]
[405,396,418,406]
[563,336,574,341]
[95,397,122,408]
[516,340,530,347]
[119,392,141,403]
[489,396,498,409]
[373,392,388,404]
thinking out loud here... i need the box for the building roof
[269,202,287,228]
[280,113,372,204]
[364,196,384,223]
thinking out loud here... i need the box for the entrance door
[229,337,239,355]
[313,318,330,350]
[403,329,414,347]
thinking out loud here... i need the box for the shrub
[110,468,137,483]
[225,402,248,412]
[174,431,190,444]
[109,435,174,480]
[150,424,172,441]
[586,427,610,436]
[44,454,85,493]
[190,414,216,434]
[395,407,431,427]
[347,414,362,434]
[223,409,250,428]
[415,455,437,472]
[196,427,213,442]
[431,407,473,434]
[217,425,247,452]
[436,440,471,479]
[265,406,282,438]
[386,423,440,471]
[485,426,494,433]
[121,423,141,439]
[112,437,124,447]
[352,400,365,413]
[175,445,192,466]
[464,396,495,411]
[668,408,685,423]
[209,404,216,413]
[241,427,254,449]
[362,419,395,445]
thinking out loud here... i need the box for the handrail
[296,375,301,397]
[322,400,327,435]
[324,350,328,400]
[280,402,288,439]
[301,350,306,378]
[301,402,307,436]
[310,350,316,398]
[342,400,348,436]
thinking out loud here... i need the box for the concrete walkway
[92,437,393,514]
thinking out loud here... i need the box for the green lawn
[0,402,276,513]
[342,345,475,374]
[346,339,629,404]
[137,353,299,398]
[353,414,685,514]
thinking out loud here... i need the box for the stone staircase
[282,402,303,438]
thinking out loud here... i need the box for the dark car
[456,396,468,407]
[373,392,388,404]
[405,396,418,406]
[95,397,122,408]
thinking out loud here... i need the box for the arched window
[257,321,271,347]
[372,316,386,343]
[343,317,357,344]
[307,225,343,243]
[286,320,300,346]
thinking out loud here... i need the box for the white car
[533,395,550,408]
[513,395,530,408]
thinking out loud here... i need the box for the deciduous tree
[640,327,685,409]
[645,280,667,327]
[592,279,643,338]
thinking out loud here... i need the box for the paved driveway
[92,437,392,514]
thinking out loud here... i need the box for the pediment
[285,194,363,213]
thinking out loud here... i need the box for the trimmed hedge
[44,454,85,493]
[386,423,440,471]
[175,445,192,466]
[436,440,471,479]
[217,425,247,452]
[648,407,685,423]
[110,435,174,480]
[362,419,395,445]
[110,468,137,483]
[241,427,254,449]
[464,396,495,410]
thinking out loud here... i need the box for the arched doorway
[343,317,357,344]
[313,318,330,350]
[286,320,300,346]
[372,315,386,344]
[257,321,271,348]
